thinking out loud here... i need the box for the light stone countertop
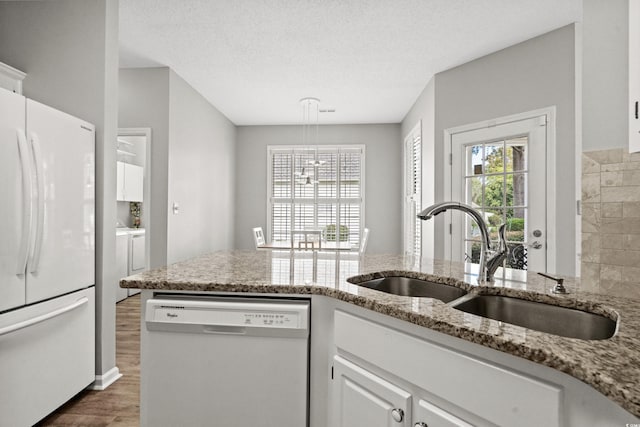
[121,250,640,417]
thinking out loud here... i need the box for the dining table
[256,240,355,252]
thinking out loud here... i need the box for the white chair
[359,228,370,254]
[252,227,265,248]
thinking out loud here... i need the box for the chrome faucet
[417,201,508,282]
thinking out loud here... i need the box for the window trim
[266,144,366,245]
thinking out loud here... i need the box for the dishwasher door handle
[203,325,247,335]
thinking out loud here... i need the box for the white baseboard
[87,366,123,390]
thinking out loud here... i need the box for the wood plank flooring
[37,295,141,427]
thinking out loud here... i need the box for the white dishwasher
[142,295,310,427]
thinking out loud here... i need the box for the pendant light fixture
[300,97,326,168]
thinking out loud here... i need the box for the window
[404,124,421,258]
[267,145,365,246]
[463,137,528,270]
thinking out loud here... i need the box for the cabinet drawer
[334,310,562,427]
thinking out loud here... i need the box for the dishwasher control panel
[145,297,310,334]
[242,311,298,326]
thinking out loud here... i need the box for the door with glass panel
[450,116,548,275]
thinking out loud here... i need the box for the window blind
[404,128,421,258]
[268,146,364,246]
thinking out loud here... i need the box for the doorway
[116,128,151,301]
[445,109,556,278]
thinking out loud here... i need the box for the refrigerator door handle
[16,129,33,275]
[0,297,89,337]
[29,132,45,274]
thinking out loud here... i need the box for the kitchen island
[122,250,640,426]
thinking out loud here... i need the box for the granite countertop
[121,250,640,417]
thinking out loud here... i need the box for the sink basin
[354,276,467,303]
[451,295,616,340]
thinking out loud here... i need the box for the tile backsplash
[582,148,640,298]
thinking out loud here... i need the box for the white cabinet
[116,161,143,202]
[0,61,26,94]
[115,232,129,302]
[630,0,640,152]
[116,161,125,200]
[332,356,411,427]
[332,355,473,427]
[115,229,145,301]
[332,310,561,427]
[129,232,145,274]
[415,399,473,427]
[127,230,145,296]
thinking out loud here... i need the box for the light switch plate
[172,202,180,215]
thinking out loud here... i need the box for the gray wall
[234,124,402,253]
[401,78,436,259]
[0,0,120,380]
[431,24,579,275]
[582,0,629,151]
[118,67,170,268]
[119,68,236,266]
[167,70,236,263]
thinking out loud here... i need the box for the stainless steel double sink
[350,276,617,340]
[353,276,468,303]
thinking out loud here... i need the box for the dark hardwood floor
[37,295,141,427]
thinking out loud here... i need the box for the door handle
[528,241,543,250]
[16,129,33,275]
[29,132,45,273]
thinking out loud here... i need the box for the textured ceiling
[119,0,582,125]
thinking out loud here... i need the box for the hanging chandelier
[300,97,326,167]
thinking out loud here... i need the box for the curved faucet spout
[417,202,491,250]
[417,201,507,283]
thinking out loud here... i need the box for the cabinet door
[333,355,411,427]
[630,0,640,152]
[116,161,125,201]
[124,163,143,202]
[414,399,474,427]
[115,233,129,302]
[129,234,145,273]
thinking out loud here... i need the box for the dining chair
[359,228,370,254]
[252,227,265,248]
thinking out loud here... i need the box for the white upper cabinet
[630,0,640,152]
[116,160,143,202]
[124,162,143,202]
[116,161,125,200]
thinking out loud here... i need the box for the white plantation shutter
[404,124,421,258]
[268,146,365,246]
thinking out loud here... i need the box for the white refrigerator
[0,87,96,427]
